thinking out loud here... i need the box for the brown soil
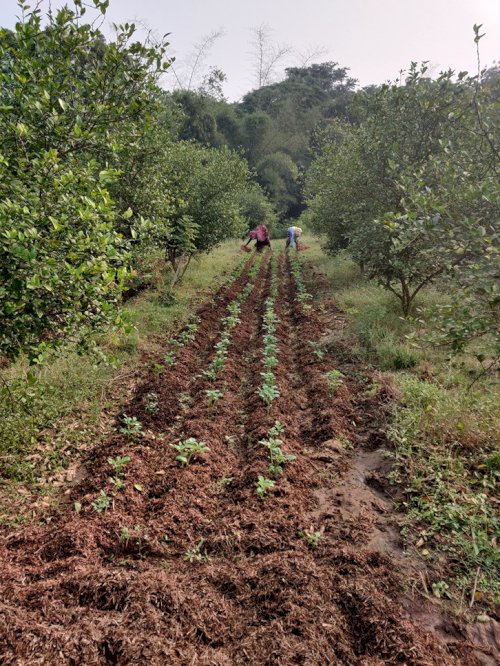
[0,252,494,665]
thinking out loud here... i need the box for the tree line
[0,1,266,362]
[304,33,499,370]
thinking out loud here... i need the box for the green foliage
[299,528,323,548]
[0,1,170,361]
[205,389,223,409]
[170,437,209,466]
[389,377,500,600]
[324,369,344,393]
[305,52,499,365]
[119,415,143,440]
[91,490,112,513]
[255,475,275,498]
[144,392,159,414]
[184,538,211,562]
[108,455,131,476]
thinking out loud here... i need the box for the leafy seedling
[108,455,131,475]
[144,392,159,413]
[299,527,323,548]
[324,369,344,393]
[91,490,112,513]
[170,438,210,466]
[119,415,143,440]
[184,538,211,562]
[255,475,275,498]
[258,383,280,406]
[308,341,325,360]
[164,351,176,367]
[205,389,223,410]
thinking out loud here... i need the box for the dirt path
[0,252,492,665]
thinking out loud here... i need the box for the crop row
[202,251,266,383]
[288,252,312,311]
[258,253,280,408]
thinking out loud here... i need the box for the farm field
[0,251,492,665]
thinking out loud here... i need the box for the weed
[209,476,234,495]
[431,581,452,599]
[108,455,131,475]
[184,538,211,562]
[153,363,165,375]
[170,438,210,466]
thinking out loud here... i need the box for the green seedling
[108,455,131,474]
[205,389,223,409]
[91,490,112,513]
[184,538,211,562]
[255,475,275,498]
[144,392,159,413]
[299,528,323,548]
[269,421,285,437]
[119,415,143,440]
[262,356,279,370]
[258,383,280,406]
[109,476,125,491]
[178,392,192,407]
[324,369,344,393]
[308,341,325,360]
[170,438,210,466]
[119,526,130,545]
[431,581,452,599]
[153,363,165,374]
[164,351,176,367]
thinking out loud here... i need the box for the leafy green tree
[0,1,169,361]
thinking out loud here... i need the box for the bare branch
[295,45,329,68]
[250,24,292,88]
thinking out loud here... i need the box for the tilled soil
[0,252,490,665]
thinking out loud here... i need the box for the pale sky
[1,0,499,100]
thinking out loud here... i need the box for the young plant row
[255,420,295,498]
[258,253,280,408]
[202,252,265,383]
[224,254,251,288]
[288,253,312,311]
[163,315,200,367]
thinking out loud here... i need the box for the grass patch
[0,241,243,497]
[304,234,500,608]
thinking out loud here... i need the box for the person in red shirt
[244,225,271,252]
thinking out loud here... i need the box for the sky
[0,0,499,100]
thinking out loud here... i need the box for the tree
[0,0,170,361]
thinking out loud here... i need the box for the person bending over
[245,225,271,252]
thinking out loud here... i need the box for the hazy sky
[1,0,499,100]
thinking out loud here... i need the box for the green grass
[0,241,243,499]
[303,234,500,609]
